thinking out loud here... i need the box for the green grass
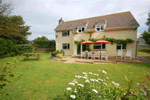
[0,53,150,99]
[138,48,150,56]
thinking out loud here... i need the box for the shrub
[9,45,33,56]
[63,70,147,100]
[0,38,14,55]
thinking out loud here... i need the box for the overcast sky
[4,0,150,40]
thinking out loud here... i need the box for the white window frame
[95,25,104,31]
[116,44,127,50]
[93,43,106,50]
[62,43,70,50]
[77,27,85,33]
[62,31,69,36]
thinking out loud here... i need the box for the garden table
[24,53,40,59]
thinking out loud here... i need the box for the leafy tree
[140,11,150,45]
[0,0,13,15]
[141,31,150,45]
[33,36,56,50]
[0,15,32,44]
[146,12,150,32]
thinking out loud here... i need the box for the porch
[61,56,143,64]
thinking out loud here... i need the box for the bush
[62,70,147,100]
[10,45,33,56]
[52,50,64,57]
[0,38,14,55]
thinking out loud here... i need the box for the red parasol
[80,40,93,44]
[93,40,109,44]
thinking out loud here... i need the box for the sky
[4,0,150,40]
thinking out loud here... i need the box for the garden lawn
[0,53,150,99]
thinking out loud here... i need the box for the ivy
[74,35,134,44]
[101,36,135,44]
[74,39,85,44]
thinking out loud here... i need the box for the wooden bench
[24,53,40,59]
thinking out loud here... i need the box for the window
[93,43,106,49]
[95,25,104,31]
[77,27,85,33]
[116,44,126,50]
[62,43,70,49]
[62,31,69,36]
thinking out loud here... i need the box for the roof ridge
[64,11,130,23]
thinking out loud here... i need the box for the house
[54,11,140,58]
[138,37,150,48]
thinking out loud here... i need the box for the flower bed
[63,70,148,99]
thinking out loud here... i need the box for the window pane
[68,44,70,49]
[97,28,100,31]
[82,27,84,32]
[78,29,81,32]
[116,44,121,50]
[67,31,69,36]
[102,44,105,49]
[101,25,104,30]
[122,44,126,49]
[94,44,101,49]
[62,44,67,49]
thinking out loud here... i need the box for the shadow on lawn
[20,58,40,62]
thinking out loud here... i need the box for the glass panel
[122,44,126,49]
[82,27,84,32]
[102,44,105,49]
[101,25,104,31]
[78,29,81,32]
[62,44,67,49]
[68,44,70,49]
[116,44,121,50]
[94,44,101,49]
[97,28,100,31]
[67,31,69,36]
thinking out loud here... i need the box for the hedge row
[0,38,33,56]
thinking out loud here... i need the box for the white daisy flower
[70,95,76,99]
[92,89,98,93]
[85,80,90,83]
[98,70,101,71]
[89,72,92,74]
[103,82,107,86]
[98,78,103,82]
[137,83,139,85]
[83,72,87,75]
[69,82,75,85]
[102,70,107,74]
[78,84,84,87]
[66,87,72,91]
[106,77,109,79]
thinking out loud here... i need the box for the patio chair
[116,50,123,59]
[94,51,100,60]
[101,51,108,61]
[124,50,132,60]
[81,52,86,59]
[88,52,94,59]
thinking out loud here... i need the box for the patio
[61,56,143,64]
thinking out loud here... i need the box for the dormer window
[95,25,104,31]
[77,27,85,33]
[62,31,69,36]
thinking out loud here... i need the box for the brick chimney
[59,18,64,24]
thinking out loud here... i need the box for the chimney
[59,18,64,24]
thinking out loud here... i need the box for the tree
[140,11,150,45]
[0,15,32,44]
[0,0,13,15]
[33,36,56,50]
[33,36,50,48]
[146,12,150,32]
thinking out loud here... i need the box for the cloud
[3,0,150,40]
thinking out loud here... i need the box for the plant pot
[51,53,56,57]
